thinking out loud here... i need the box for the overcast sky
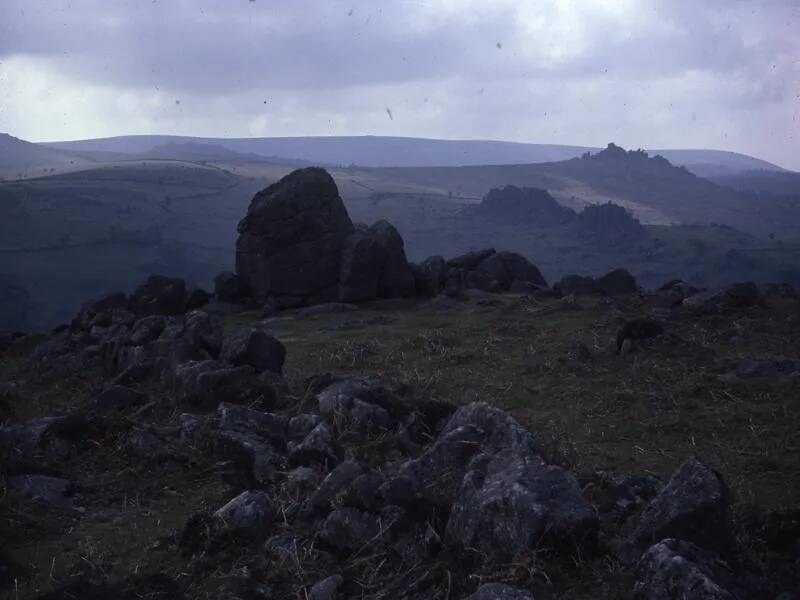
[1,0,798,169]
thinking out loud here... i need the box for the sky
[0,0,798,169]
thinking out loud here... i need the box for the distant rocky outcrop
[477,185,576,226]
[577,202,644,244]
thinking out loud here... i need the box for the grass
[1,291,798,598]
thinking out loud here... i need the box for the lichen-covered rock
[368,220,416,298]
[311,460,367,511]
[235,167,354,306]
[623,457,733,562]
[338,231,388,302]
[130,315,167,346]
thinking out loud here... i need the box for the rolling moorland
[1,134,799,332]
[0,165,798,599]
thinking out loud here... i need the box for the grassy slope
[2,292,798,598]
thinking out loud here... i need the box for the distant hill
[41,134,785,175]
[0,133,93,179]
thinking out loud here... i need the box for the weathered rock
[217,402,285,448]
[316,508,382,555]
[445,450,597,561]
[74,292,128,330]
[235,168,355,305]
[634,539,746,600]
[220,327,286,374]
[179,413,200,442]
[288,414,324,443]
[216,430,277,485]
[596,268,638,295]
[554,275,597,296]
[316,376,406,421]
[308,574,344,600]
[369,220,416,298]
[130,315,167,346]
[464,583,536,600]
[623,457,733,562]
[127,426,171,461]
[214,271,250,303]
[181,310,223,358]
[311,460,367,511]
[412,255,447,297]
[338,232,387,302]
[496,251,547,288]
[683,282,761,314]
[288,422,342,468]
[7,474,73,507]
[174,360,274,409]
[214,490,274,541]
[389,402,540,507]
[89,385,148,413]
[129,275,187,316]
[447,248,496,271]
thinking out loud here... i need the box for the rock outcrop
[477,185,576,225]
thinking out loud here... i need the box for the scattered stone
[128,427,170,461]
[445,450,597,562]
[214,490,274,541]
[130,315,166,345]
[89,385,147,413]
[311,460,367,512]
[288,422,342,468]
[316,507,382,555]
[288,414,324,443]
[634,538,751,600]
[623,457,733,563]
[220,327,286,375]
[217,402,285,448]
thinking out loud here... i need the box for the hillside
[0,134,94,180]
[1,166,798,599]
[41,134,785,175]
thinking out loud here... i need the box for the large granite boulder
[236,168,355,307]
[129,275,187,316]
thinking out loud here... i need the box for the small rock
[316,507,382,555]
[623,457,733,563]
[288,422,342,468]
[595,268,638,295]
[217,402,285,448]
[89,385,147,413]
[288,414,324,443]
[634,538,751,600]
[130,274,187,316]
[308,574,343,600]
[220,327,286,375]
[214,490,274,541]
